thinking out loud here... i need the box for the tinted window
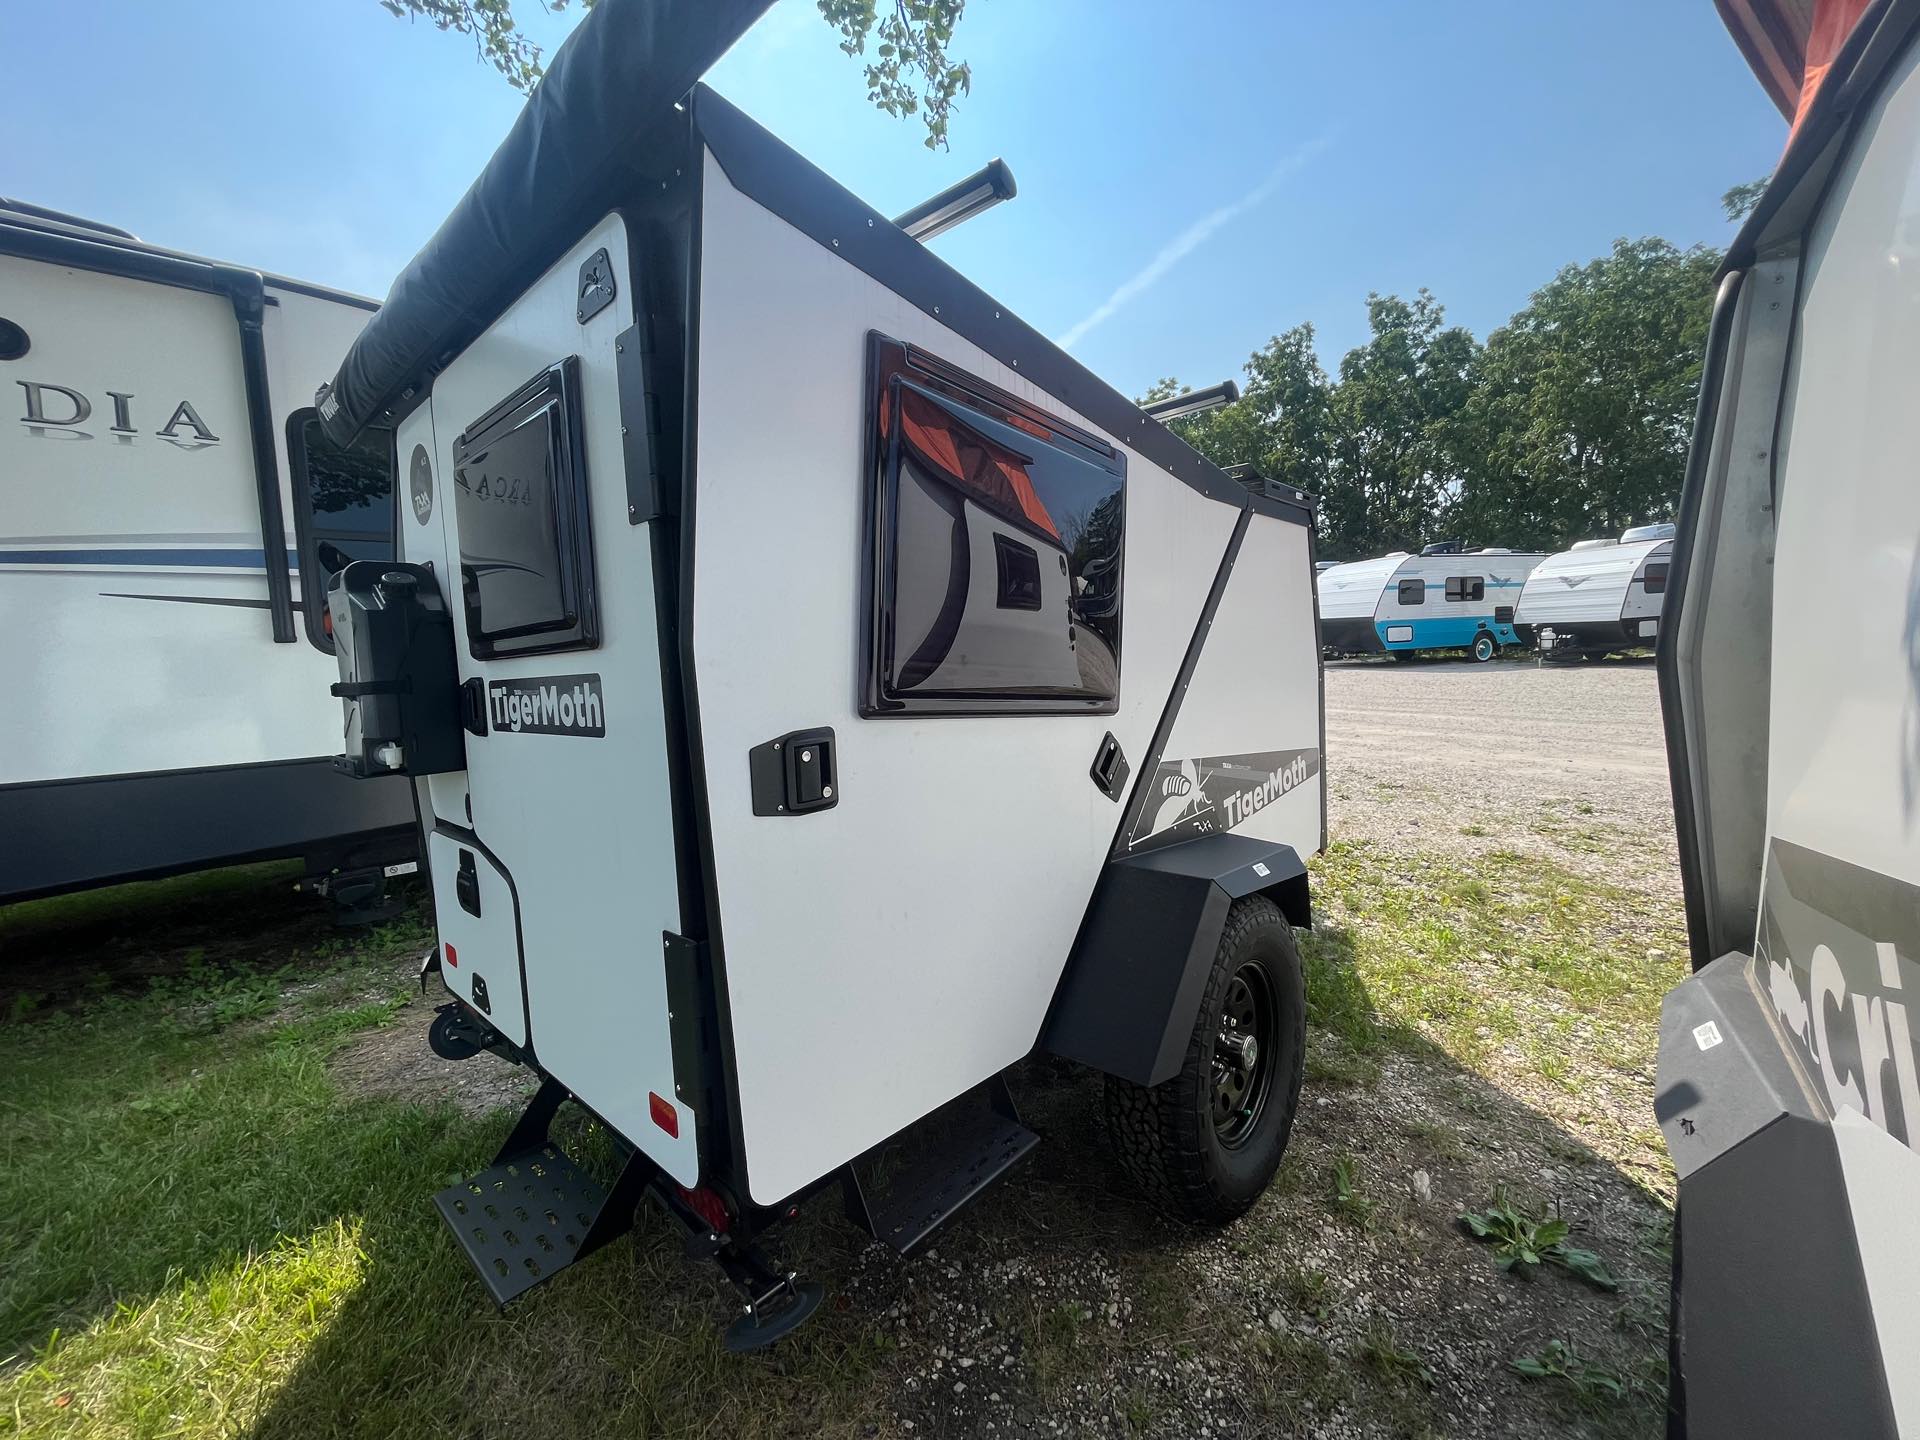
[865,337,1125,715]
[453,357,597,658]
[1398,578,1425,605]
[289,411,395,651]
[1445,575,1485,602]
[1643,562,1669,594]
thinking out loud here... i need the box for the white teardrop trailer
[319,0,1326,1347]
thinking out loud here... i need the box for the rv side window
[1397,578,1425,605]
[864,334,1126,715]
[453,356,599,658]
[1643,562,1669,594]
[1444,575,1484,603]
[288,409,397,652]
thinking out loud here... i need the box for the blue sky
[8,0,1784,396]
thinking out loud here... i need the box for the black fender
[1043,833,1310,1087]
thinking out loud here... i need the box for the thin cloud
[1056,135,1333,352]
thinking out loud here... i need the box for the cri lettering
[17,380,220,445]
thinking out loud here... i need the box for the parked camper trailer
[1317,549,1544,661]
[1656,1,1920,1435]
[1512,536,1672,657]
[316,0,1325,1347]
[0,201,415,911]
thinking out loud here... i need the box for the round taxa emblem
[409,444,433,524]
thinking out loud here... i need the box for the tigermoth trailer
[0,201,415,912]
[1316,548,1544,662]
[317,0,1326,1348]
[1511,535,1672,658]
[1656,0,1920,1434]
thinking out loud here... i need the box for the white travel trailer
[1656,0,1920,1435]
[317,0,1326,1348]
[1316,548,1544,661]
[0,201,415,911]
[1512,536,1672,657]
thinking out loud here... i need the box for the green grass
[1301,840,1686,1095]
[0,839,1683,1437]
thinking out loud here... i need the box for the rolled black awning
[317,0,773,446]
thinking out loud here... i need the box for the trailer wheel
[1470,631,1498,663]
[1103,895,1306,1225]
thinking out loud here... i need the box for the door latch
[456,849,482,917]
[749,728,838,816]
[1089,731,1129,802]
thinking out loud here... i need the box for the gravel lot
[1325,655,1679,908]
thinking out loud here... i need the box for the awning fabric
[1716,0,1874,139]
[316,0,774,446]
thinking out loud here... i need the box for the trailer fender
[1043,833,1309,1087]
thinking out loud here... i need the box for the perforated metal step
[433,1143,622,1305]
[849,1088,1039,1254]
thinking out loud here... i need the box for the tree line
[1147,235,1723,560]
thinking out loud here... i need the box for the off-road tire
[1102,895,1306,1225]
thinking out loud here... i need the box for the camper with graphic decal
[315,0,1325,1350]
[0,198,415,914]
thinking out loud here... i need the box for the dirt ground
[1324,654,1677,908]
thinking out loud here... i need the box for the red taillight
[649,1091,680,1138]
[444,942,458,968]
[677,1183,730,1233]
[321,607,333,638]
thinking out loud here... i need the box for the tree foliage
[378,0,972,146]
[1722,177,1770,221]
[1153,239,1719,560]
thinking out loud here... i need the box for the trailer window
[1643,562,1669,594]
[1397,578,1425,605]
[452,357,598,659]
[287,409,396,652]
[864,334,1125,715]
[1445,575,1484,603]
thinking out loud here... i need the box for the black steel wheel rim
[1213,961,1277,1147]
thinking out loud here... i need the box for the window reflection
[868,347,1125,713]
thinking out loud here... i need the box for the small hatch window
[1643,562,1669,595]
[1397,578,1425,605]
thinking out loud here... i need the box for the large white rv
[1512,535,1672,657]
[1317,548,1544,661]
[316,0,1326,1348]
[1656,1,1920,1435]
[0,202,414,911]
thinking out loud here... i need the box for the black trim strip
[1659,268,1746,974]
[687,88,1291,529]
[0,756,414,902]
[1109,507,1251,860]
[98,592,302,610]
[3,221,299,644]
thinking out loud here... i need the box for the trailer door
[418,216,700,1187]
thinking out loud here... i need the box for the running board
[432,1078,646,1306]
[843,1078,1038,1254]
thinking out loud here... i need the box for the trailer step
[433,1141,635,1306]
[845,1080,1038,1254]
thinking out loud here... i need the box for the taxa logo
[487,674,605,737]
[1130,747,1322,854]
[1759,842,1920,1148]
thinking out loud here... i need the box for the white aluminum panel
[1157,513,1322,854]
[1766,38,1920,889]
[425,216,698,1185]
[1315,553,1407,620]
[0,255,370,785]
[427,831,527,1047]
[692,148,1242,1204]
